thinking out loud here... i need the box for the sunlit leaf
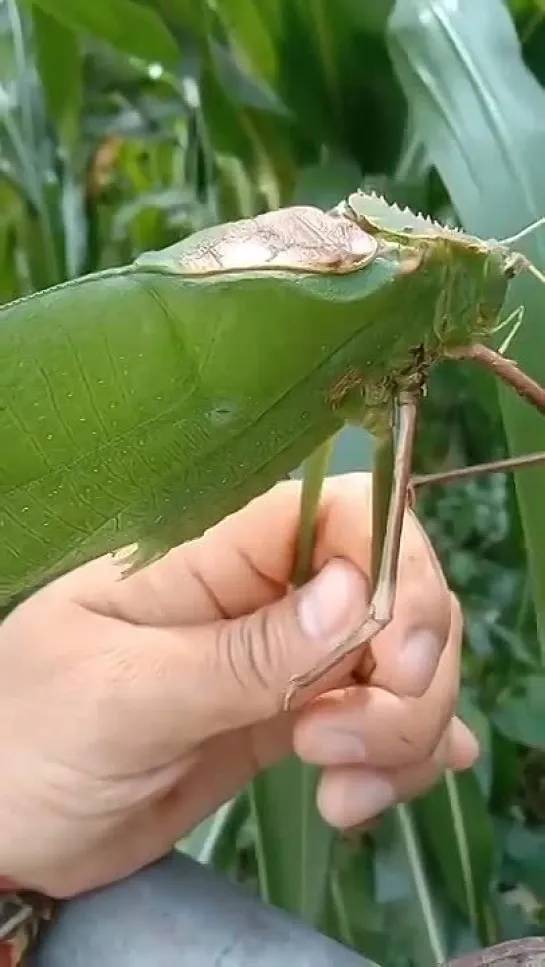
[25,0,179,65]
[31,5,82,148]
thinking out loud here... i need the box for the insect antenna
[496,215,545,288]
[500,216,545,246]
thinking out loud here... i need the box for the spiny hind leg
[446,343,545,416]
[282,392,419,710]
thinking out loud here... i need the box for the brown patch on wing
[178,206,379,276]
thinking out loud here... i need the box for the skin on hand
[0,474,477,898]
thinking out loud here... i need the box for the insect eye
[502,252,527,280]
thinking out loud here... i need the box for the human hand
[0,474,477,897]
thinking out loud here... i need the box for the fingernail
[397,629,442,691]
[297,559,368,643]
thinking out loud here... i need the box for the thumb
[184,558,370,737]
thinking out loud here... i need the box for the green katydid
[2,189,545,710]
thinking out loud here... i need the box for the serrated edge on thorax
[336,190,492,251]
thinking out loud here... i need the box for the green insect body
[0,195,522,608]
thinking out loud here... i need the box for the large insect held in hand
[2,190,545,710]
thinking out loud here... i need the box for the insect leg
[491,306,524,355]
[411,451,545,489]
[283,392,419,710]
[446,343,545,416]
[411,342,545,492]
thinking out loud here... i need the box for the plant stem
[292,437,334,588]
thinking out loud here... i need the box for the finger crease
[247,607,274,694]
[234,545,287,596]
[184,558,231,620]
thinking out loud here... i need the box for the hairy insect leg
[283,393,419,711]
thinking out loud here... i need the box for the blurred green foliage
[3,0,545,962]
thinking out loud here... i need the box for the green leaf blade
[387,0,545,658]
[248,758,336,928]
[31,5,82,149]
[412,770,497,945]
[25,0,179,66]
[493,674,545,747]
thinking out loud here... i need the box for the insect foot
[282,596,393,712]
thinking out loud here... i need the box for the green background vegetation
[3,0,545,962]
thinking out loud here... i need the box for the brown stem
[411,451,545,489]
[445,343,545,416]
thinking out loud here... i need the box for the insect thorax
[402,236,512,352]
[326,238,513,435]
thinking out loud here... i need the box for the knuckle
[215,603,287,696]
[399,727,434,763]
